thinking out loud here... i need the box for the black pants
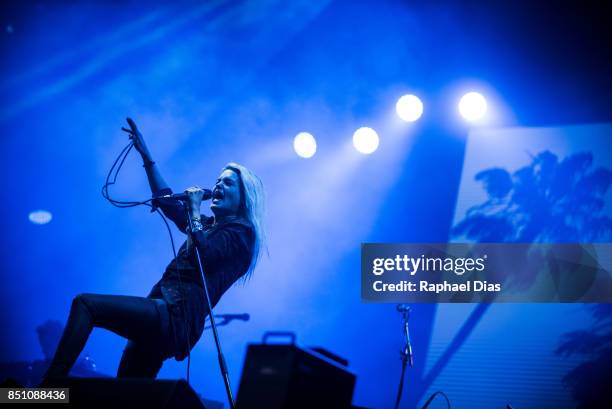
[45,293,169,379]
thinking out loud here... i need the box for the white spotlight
[395,94,423,122]
[29,210,52,225]
[459,92,487,121]
[353,127,379,154]
[293,132,317,158]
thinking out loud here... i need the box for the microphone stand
[204,314,248,330]
[186,210,236,409]
[394,305,414,409]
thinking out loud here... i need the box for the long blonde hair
[224,162,265,278]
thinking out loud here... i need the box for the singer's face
[211,169,242,217]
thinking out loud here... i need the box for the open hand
[122,117,152,162]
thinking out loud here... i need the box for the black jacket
[149,188,254,361]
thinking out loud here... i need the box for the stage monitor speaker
[237,332,356,409]
[46,377,216,408]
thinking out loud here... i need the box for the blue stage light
[29,210,53,225]
[459,92,487,121]
[395,94,423,122]
[353,127,379,154]
[293,132,317,158]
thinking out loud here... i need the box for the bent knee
[72,293,95,310]
[73,293,90,303]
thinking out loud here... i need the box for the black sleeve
[151,187,189,233]
[191,223,254,269]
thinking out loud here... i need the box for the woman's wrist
[190,217,204,233]
[142,154,155,167]
[189,209,203,233]
[190,208,201,220]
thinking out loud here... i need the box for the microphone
[397,304,414,367]
[160,189,213,201]
[397,304,411,314]
[213,313,250,322]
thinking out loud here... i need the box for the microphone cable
[101,140,192,383]
[421,391,451,409]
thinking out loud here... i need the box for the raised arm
[124,117,188,232]
[125,117,170,196]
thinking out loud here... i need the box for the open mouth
[212,188,224,201]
